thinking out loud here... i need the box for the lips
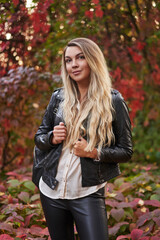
[72,70,81,75]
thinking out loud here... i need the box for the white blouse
[39,147,106,199]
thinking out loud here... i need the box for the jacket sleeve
[34,91,58,151]
[99,92,133,163]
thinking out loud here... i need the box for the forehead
[65,46,83,58]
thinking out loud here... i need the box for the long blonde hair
[61,38,114,152]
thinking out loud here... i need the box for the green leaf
[14,222,21,227]
[0,214,5,221]
[7,179,21,188]
[23,181,35,192]
[150,194,160,201]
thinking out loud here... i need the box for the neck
[77,83,89,103]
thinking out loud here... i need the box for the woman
[33,37,133,240]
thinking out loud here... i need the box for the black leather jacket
[33,88,133,189]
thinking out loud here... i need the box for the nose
[72,58,78,68]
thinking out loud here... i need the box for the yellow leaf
[141,207,147,213]
[107,193,117,198]
[139,188,145,193]
[145,186,152,191]
[107,4,112,10]
[145,227,150,232]
[0,192,5,196]
[138,199,144,206]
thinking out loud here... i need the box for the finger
[53,129,66,134]
[73,145,77,150]
[53,126,67,132]
[59,122,65,126]
[73,141,80,148]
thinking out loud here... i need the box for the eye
[65,59,71,63]
[78,55,85,59]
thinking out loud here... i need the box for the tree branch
[1,153,20,171]
[125,0,139,35]
[134,0,141,16]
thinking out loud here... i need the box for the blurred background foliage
[0,0,160,170]
[0,0,160,239]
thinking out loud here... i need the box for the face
[64,46,91,85]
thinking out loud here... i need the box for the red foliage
[27,89,35,96]
[112,68,145,123]
[136,41,146,51]
[112,67,122,80]
[127,47,142,63]
[116,235,131,240]
[0,2,30,77]
[70,3,78,14]
[0,234,13,240]
[144,200,160,208]
[95,5,104,18]
[85,10,94,19]
[109,222,129,236]
[12,0,19,7]
[29,225,44,236]
[31,12,50,34]
[43,0,53,9]
[1,42,10,52]
[92,0,99,4]
[110,208,124,222]
[1,119,11,132]
[15,235,26,240]
[151,237,160,240]
[131,229,143,240]
[152,65,160,85]
[15,147,25,155]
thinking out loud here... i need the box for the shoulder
[52,87,64,100]
[111,89,129,114]
[111,88,124,104]
[47,88,64,109]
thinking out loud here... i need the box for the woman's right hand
[52,122,67,144]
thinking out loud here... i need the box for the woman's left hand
[73,137,98,159]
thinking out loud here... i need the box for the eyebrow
[65,52,83,59]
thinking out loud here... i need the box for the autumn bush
[0,67,61,170]
[0,164,160,239]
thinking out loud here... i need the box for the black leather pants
[40,188,109,240]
